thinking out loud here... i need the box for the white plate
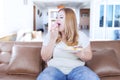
[64,47,83,53]
[64,50,82,53]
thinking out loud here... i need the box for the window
[114,5,120,27]
[99,5,120,27]
[99,5,104,27]
[106,5,113,27]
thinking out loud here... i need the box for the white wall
[36,6,43,30]
[36,6,48,31]
[42,9,48,24]
[0,0,33,37]
[90,0,105,41]
[74,8,80,27]
[0,0,5,37]
[42,8,49,32]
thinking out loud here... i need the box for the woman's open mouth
[57,23,61,26]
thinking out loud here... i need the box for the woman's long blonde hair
[56,8,79,46]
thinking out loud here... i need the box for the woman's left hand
[74,45,92,62]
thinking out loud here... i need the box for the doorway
[80,9,90,30]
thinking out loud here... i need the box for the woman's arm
[75,44,92,62]
[41,40,56,62]
[41,22,59,62]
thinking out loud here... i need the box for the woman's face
[56,10,65,32]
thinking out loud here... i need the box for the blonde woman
[37,8,100,80]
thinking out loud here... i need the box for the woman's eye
[56,16,63,19]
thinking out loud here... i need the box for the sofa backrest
[91,40,120,65]
[86,40,120,78]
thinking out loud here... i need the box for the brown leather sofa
[0,41,120,80]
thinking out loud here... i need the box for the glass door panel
[99,5,104,27]
[106,5,113,27]
[114,5,120,27]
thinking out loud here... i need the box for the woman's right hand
[50,22,59,42]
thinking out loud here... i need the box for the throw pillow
[86,49,120,77]
[7,45,42,75]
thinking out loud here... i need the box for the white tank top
[43,31,89,74]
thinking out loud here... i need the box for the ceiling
[33,0,90,9]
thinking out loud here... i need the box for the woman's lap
[37,66,100,80]
[36,66,66,80]
[67,66,100,80]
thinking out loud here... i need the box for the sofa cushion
[86,49,120,77]
[7,45,42,75]
[0,52,11,64]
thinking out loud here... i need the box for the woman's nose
[56,19,61,23]
[56,19,60,23]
